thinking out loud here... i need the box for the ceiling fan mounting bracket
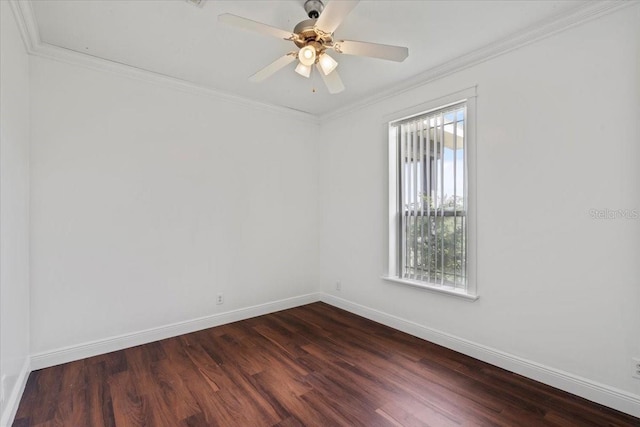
[304,0,324,19]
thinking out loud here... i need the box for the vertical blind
[396,102,467,290]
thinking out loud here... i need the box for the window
[386,89,477,300]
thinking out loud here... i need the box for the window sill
[382,276,479,301]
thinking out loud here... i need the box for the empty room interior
[1,0,640,425]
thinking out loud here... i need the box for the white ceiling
[30,0,587,116]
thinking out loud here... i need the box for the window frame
[384,87,478,301]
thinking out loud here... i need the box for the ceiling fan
[218,0,409,94]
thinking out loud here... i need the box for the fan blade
[334,39,408,62]
[315,0,360,35]
[316,63,345,94]
[249,53,297,82]
[218,14,295,40]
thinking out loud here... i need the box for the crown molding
[8,0,40,52]
[8,0,636,125]
[33,42,321,124]
[7,0,320,125]
[319,0,638,122]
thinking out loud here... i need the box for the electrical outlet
[336,281,342,291]
[633,358,640,379]
[216,293,224,305]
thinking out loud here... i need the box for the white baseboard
[31,293,321,370]
[0,357,31,427]
[320,293,640,419]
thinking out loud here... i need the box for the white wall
[319,4,640,399]
[13,0,640,419]
[0,0,30,420]
[29,56,320,354]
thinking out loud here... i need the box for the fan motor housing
[292,19,332,49]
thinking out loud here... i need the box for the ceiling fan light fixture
[298,45,316,66]
[318,53,338,75]
[295,62,312,78]
[219,0,409,94]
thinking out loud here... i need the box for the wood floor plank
[303,371,397,427]
[107,371,147,427]
[377,400,460,427]
[13,302,640,426]
[85,361,116,427]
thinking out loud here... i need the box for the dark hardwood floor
[14,302,640,426]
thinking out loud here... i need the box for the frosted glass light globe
[298,46,316,66]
